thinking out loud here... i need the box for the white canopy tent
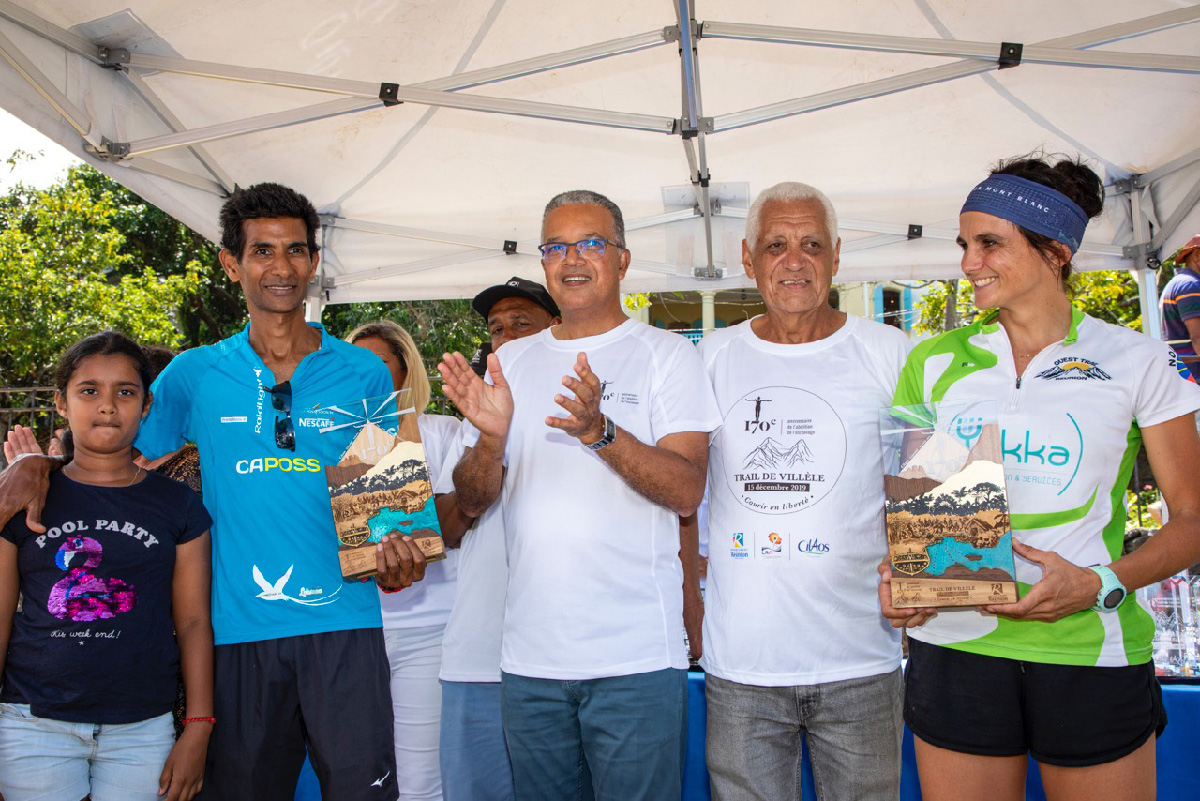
[2,0,1198,330]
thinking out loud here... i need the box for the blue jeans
[440,681,514,801]
[0,703,174,801]
[501,668,687,801]
[705,669,903,801]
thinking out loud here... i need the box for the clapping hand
[438,352,513,442]
[546,353,605,445]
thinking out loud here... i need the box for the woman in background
[348,320,461,801]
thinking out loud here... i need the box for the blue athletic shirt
[134,323,393,645]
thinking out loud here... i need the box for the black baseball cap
[471,276,560,321]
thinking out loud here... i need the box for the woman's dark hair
[140,345,177,381]
[55,331,154,399]
[991,154,1104,283]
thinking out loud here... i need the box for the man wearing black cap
[437,278,559,801]
[467,277,562,376]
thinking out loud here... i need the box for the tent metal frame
[1,0,1197,321]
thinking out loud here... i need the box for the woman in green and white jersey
[880,155,1200,801]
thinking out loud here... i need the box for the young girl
[0,332,214,801]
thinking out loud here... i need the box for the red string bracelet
[182,716,216,726]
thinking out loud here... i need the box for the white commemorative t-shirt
[378,413,461,630]
[465,319,721,680]
[895,309,1200,666]
[699,315,908,685]
[438,421,508,682]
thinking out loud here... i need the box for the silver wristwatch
[585,414,616,451]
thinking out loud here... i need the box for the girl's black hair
[55,331,154,398]
[991,153,1105,283]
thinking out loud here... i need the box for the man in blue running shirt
[0,183,427,801]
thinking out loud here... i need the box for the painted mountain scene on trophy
[880,401,1018,608]
[320,390,445,580]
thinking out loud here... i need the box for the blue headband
[960,174,1089,254]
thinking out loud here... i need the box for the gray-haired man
[439,190,719,800]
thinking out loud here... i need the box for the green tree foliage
[323,300,488,396]
[914,269,1146,336]
[70,165,246,346]
[1,163,202,385]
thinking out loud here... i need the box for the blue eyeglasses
[537,238,623,262]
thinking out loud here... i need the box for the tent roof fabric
[2,0,1198,303]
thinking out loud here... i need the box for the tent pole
[714,6,1200,131]
[120,70,236,194]
[675,0,716,279]
[1151,173,1200,251]
[1130,184,1162,339]
[0,0,98,61]
[700,21,1200,74]
[0,28,99,145]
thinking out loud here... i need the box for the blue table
[296,674,1200,800]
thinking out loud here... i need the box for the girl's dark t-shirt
[1,469,211,723]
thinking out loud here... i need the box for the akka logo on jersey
[722,386,847,515]
[1001,412,1084,495]
[730,532,749,559]
[760,531,784,557]
[1035,356,1111,382]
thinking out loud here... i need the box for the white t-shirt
[896,310,1200,666]
[437,422,509,682]
[465,319,721,680]
[699,315,908,685]
[378,413,461,630]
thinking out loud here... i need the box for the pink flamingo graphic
[47,536,137,622]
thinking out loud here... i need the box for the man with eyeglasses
[0,183,425,801]
[439,190,720,800]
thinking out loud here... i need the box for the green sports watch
[1087,565,1127,612]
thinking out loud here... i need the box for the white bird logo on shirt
[250,565,344,606]
[252,565,294,600]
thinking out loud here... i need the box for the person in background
[437,277,560,801]
[881,155,1200,801]
[349,319,461,801]
[1161,233,1200,372]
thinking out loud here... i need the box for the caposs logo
[235,457,323,474]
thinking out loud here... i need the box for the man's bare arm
[679,512,704,660]
[435,492,476,549]
[450,440,505,518]
[0,454,62,533]
[1183,316,1200,364]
